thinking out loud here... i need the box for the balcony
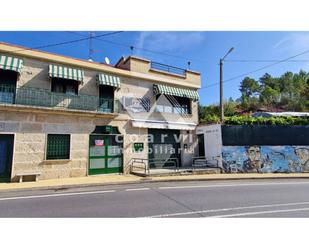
[0,84,120,114]
[155,104,191,116]
[150,61,186,76]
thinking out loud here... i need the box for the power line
[10,31,124,53]
[66,31,209,64]
[226,59,309,62]
[201,48,309,90]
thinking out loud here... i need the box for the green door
[88,134,123,175]
[0,134,14,182]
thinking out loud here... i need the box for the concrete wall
[196,124,309,173]
[116,56,201,88]
[222,146,309,173]
[1,42,202,90]
[196,124,223,165]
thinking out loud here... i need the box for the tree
[298,75,309,111]
[259,73,280,105]
[239,77,260,110]
[239,77,260,99]
[199,70,309,124]
[259,86,280,106]
[259,73,280,91]
[278,71,294,99]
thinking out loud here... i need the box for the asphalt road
[1,179,309,217]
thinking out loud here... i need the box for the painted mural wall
[222,146,309,173]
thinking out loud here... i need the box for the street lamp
[220,47,234,123]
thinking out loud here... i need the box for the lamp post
[220,47,234,123]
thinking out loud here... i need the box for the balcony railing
[150,61,186,76]
[0,84,120,114]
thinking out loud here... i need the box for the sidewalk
[1,173,309,192]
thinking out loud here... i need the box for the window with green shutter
[46,134,70,160]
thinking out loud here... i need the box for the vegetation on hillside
[199,70,309,125]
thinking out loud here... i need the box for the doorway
[148,129,181,168]
[197,134,205,157]
[88,128,123,175]
[99,85,114,113]
[0,134,14,182]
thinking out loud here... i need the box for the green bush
[224,116,309,125]
[200,114,220,124]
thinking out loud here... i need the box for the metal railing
[150,61,186,76]
[192,156,223,172]
[130,158,149,175]
[130,157,180,176]
[0,84,120,114]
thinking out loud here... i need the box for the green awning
[0,54,23,73]
[97,73,121,88]
[49,64,84,82]
[153,84,199,101]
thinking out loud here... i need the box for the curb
[1,175,309,193]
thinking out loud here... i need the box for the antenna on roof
[130,46,134,55]
[187,61,191,70]
[88,31,95,61]
[104,57,110,65]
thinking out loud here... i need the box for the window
[173,96,191,115]
[155,95,192,115]
[46,134,70,160]
[99,85,114,113]
[122,96,150,112]
[51,78,78,95]
[0,69,17,104]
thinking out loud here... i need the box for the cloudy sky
[1,31,309,105]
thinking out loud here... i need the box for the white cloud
[273,32,309,70]
[274,32,309,52]
[134,31,205,55]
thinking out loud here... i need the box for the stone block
[70,169,87,178]
[3,122,20,132]
[14,152,44,164]
[21,123,43,133]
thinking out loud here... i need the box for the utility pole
[220,58,224,123]
[219,47,234,123]
[88,31,95,61]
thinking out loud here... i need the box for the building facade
[0,42,201,182]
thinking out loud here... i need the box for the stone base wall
[0,108,153,181]
[1,107,198,181]
[11,132,89,181]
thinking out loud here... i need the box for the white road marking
[125,188,150,191]
[208,207,309,218]
[0,190,116,201]
[1,180,309,203]
[158,181,309,190]
[142,201,309,218]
